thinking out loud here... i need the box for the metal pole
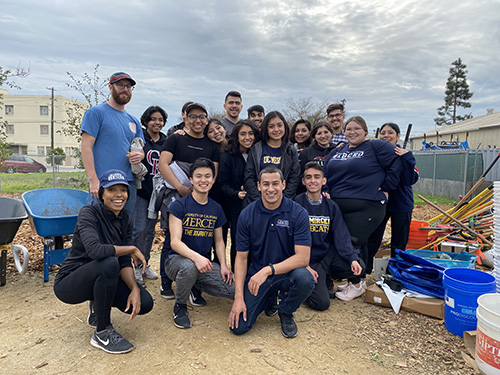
[432,151,437,196]
[50,87,54,150]
[463,149,469,197]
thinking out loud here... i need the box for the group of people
[53,72,418,354]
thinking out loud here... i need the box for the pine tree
[434,58,473,126]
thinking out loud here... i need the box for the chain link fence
[413,149,500,198]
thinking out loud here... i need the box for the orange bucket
[406,220,430,250]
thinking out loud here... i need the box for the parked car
[1,154,47,173]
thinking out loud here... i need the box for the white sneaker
[335,283,365,301]
[134,267,145,286]
[143,265,158,280]
[337,282,351,292]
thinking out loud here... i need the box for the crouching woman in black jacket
[54,169,153,354]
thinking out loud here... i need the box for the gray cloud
[2,0,499,137]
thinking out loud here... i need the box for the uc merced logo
[276,219,289,228]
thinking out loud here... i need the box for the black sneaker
[264,296,279,317]
[189,287,207,307]
[87,301,97,328]
[160,283,175,300]
[278,312,298,338]
[173,303,191,329]
[90,325,134,354]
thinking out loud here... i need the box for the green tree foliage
[58,64,108,168]
[46,147,66,171]
[435,58,473,126]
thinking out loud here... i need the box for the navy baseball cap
[100,169,130,188]
[109,72,136,86]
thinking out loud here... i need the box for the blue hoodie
[324,139,401,202]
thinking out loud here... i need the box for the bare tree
[58,64,108,168]
[282,97,329,126]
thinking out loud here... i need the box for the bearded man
[81,72,144,215]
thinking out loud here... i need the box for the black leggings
[54,257,153,331]
[333,198,386,279]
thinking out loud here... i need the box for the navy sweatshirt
[137,130,167,200]
[387,147,419,213]
[323,139,401,202]
[295,193,358,265]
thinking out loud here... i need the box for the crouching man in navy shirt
[228,166,315,338]
[295,162,364,310]
[165,158,234,329]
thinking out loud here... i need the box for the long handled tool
[450,151,500,215]
[418,194,493,247]
[402,123,412,149]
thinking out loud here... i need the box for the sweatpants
[165,253,235,305]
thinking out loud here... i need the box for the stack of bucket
[474,181,500,375]
[406,220,429,250]
[494,180,500,292]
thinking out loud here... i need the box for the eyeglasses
[327,113,343,119]
[188,114,207,120]
[114,82,134,91]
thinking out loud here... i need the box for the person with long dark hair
[218,120,259,270]
[54,169,153,354]
[132,106,168,285]
[366,122,419,272]
[290,119,312,155]
[297,121,335,195]
[243,111,301,205]
[324,116,401,301]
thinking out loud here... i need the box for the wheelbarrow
[0,197,29,286]
[22,188,89,282]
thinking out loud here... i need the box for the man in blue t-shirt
[295,162,364,308]
[228,166,315,338]
[81,72,144,215]
[165,158,234,329]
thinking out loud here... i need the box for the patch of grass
[0,172,88,193]
[414,192,456,206]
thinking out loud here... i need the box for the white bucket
[476,293,500,374]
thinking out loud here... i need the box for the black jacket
[243,141,301,206]
[55,204,132,280]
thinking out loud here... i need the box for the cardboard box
[365,284,444,319]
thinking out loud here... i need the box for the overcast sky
[2,0,499,137]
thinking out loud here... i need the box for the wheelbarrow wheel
[11,245,29,275]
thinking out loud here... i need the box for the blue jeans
[231,267,315,335]
[132,195,157,264]
[87,180,137,218]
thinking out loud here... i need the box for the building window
[40,125,49,135]
[65,147,72,157]
[40,106,49,116]
[6,124,14,134]
[5,105,13,115]
[67,108,73,118]
[37,146,45,156]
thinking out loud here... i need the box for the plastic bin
[405,249,476,269]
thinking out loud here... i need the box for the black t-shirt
[162,133,221,163]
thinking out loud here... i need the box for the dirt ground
[0,199,482,375]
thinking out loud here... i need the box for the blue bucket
[443,268,496,337]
